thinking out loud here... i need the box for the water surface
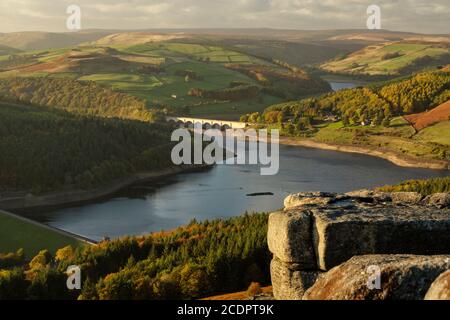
[23,144,448,241]
[328,81,361,91]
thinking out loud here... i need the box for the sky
[0,0,449,34]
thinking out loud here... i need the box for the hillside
[0,212,270,300]
[0,77,161,122]
[404,100,450,131]
[0,44,20,55]
[139,29,445,44]
[91,32,186,46]
[0,210,86,258]
[1,177,448,300]
[2,30,447,120]
[1,28,446,52]
[250,70,450,163]
[321,41,450,76]
[172,38,347,66]
[0,100,173,194]
[0,38,330,120]
[0,30,115,50]
[415,121,450,146]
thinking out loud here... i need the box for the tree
[55,246,74,262]
[382,117,391,127]
[29,250,52,271]
[179,263,212,299]
[0,268,27,299]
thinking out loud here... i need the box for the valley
[0,35,332,120]
[0,27,449,301]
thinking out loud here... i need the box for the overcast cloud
[0,0,449,34]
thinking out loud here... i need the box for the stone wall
[267,190,450,300]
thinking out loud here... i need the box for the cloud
[138,3,172,14]
[0,0,449,34]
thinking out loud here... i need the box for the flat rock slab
[390,192,423,204]
[313,205,450,270]
[268,193,450,271]
[284,192,337,209]
[303,254,450,300]
[424,269,450,300]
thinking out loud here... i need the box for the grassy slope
[189,38,347,66]
[0,210,85,257]
[0,44,21,55]
[404,100,450,131]
[0,41,289,120]
[321,42,449,75]
[0,31,114,50]
[415,121,450,145]
[312,117,450,160]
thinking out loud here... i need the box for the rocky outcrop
[313,203,449,270]
[390,191,423,204]
[268,191,450,300]
[267,210,315,267]
[270,257,320,300]
[424,193,450,208]
[303,254,450,300]
[424,269,450,300]
[284,192,336,208]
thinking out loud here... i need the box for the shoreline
[1,136,448,214]
[279,137,450,170]
[0,164,211,213]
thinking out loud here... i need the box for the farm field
[0,38,329,120]
[311,117,450,161]
[415,121,450,146]
[0,210,85,257]
[189,95,284,120]
[321,42,450,75]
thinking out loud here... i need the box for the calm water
[23,143,448,241]
[328,81,361,91]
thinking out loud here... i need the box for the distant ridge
[1,29,448,51]
[0,30,116,50]
[0,44,21,55]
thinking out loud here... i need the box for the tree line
[240,70,450,134]
[0,212,270,300]
[0,77,165,122]
[2,176,448,299]
[0,101,174,194]
[225,63,331,99]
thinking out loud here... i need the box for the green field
[415,121,450,145]
[321,42,450,76]
[0,40,307,120]
[189,95,284,120]
[0,210,85,257]
[311,117,449,160]
[120,42,265,64]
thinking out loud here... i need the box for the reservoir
[22,143,449,241]
[327,80,362,91]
